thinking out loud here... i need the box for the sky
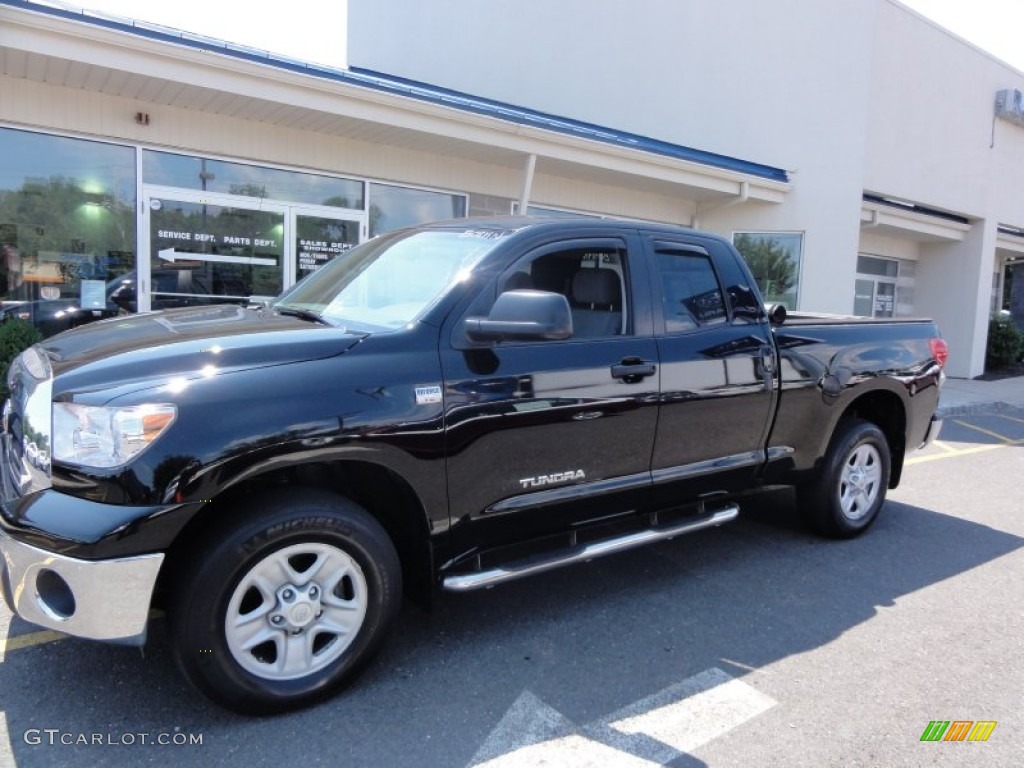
[898,0,1024,72]
[62,0,351,69]
[47,0,1024,74]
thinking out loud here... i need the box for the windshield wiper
[273,306,334,326]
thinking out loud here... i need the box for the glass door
[854,279,875,317]
[141,187,287,312]
[290,207,366,288]
[873,281,895,317]
[854,278,896,318]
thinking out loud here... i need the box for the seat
[570,268,622,337]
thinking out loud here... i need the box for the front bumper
[0,526,163,646]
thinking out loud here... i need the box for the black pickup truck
[0,217,946,713]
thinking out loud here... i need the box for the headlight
[52,403,176,469]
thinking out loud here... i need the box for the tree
[734,233,796,300]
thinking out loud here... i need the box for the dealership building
[2,0,1023,376]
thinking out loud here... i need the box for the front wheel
[797,419,891,539]
[170,490,402,714]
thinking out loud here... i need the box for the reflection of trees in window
[143,150,365,209]
[733,233,800,307]
[228,183,268,199]
[0,176,135,296]
[322,196,354,208]
[368,183,466,237]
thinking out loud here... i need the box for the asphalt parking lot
[2,407,1022,767]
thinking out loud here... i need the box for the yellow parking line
[996,413,1024,425]
[931,439,959,454]
[952,419,1014,443]
[0,629,67,656]
[906,442,1011,466]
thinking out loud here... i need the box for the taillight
[929,337,949,369]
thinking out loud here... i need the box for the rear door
[441,233,659,554]
[644,233,777,505]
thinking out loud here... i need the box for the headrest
[572,269,619,305]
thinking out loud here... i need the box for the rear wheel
[170,490,401,714]
[797,419,891,539]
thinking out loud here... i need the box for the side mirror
[766,303,787,326]
[466,290,573,342]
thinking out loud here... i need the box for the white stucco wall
[349,0,882,315]
[866,1,1024,221]
[865,1,1024,375]
[350,0,1024,374]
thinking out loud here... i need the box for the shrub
[0,319,43,400]
[985,317,1023,369]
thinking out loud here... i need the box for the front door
[290,206,366,288]
[441,235,660,555]
[141,187,287,312]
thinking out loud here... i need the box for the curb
[936,401,1023,418]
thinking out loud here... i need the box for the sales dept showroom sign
[299,239,353,275]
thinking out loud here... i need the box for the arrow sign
[469,668,777,766]
[468,691,654,767]
[158,248,276,267]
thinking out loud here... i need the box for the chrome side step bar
[442,504,739,592]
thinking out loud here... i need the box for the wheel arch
[157,459,436,608]
[837,389,907,488]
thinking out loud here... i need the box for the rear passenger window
[655,250,727,332]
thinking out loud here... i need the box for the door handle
[611,358,656,382]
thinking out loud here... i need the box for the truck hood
[40,304,364,398]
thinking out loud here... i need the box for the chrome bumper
[0,527,163,646]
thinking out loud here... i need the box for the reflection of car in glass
[1,277,120,337]
[21,438,49,472]
[1,269,245,337]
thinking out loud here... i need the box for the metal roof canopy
[0,0,790,208]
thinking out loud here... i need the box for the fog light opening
[36,568,76,620]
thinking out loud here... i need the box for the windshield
[273,228,505,331]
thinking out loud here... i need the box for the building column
[915,218,997,378]
[518,154,536,213]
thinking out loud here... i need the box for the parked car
[1,268,247,337]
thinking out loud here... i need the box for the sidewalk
[937,374,1024,417]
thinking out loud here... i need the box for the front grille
[2,345,53,498]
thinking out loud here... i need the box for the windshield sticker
[459,229,504,239]
[415,386,443,405]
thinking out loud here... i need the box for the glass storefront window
[0,128,136,337]
[732,232,803,309]
[368,183,467,236]
[143,151,364,209]
[857,254,899,278]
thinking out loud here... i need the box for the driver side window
[499,245,631,339]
